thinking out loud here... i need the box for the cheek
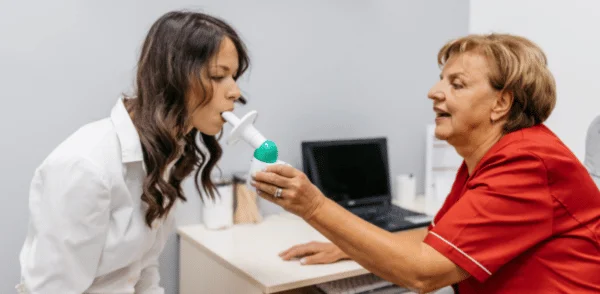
[190,98,216,123]
[191,107,208,126]
[453,103,490,130]
[445,101,474,131]
[191,100,223,127]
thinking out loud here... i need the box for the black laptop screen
[307,140,390,203]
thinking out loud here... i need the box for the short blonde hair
[437,33,556,133]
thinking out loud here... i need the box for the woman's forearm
[336,227,428,259]
[306,198,428,289]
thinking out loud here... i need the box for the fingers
[278,242,341,265]
[301,252,329,265]
[278,244,300,258]
[252,180,284,198]
[264,164,298,178]
[278,243,318,260]
[255,189,280,204]
[253,171,290,189]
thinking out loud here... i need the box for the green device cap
[253,140,278,163]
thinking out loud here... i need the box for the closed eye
[452,83,464,90]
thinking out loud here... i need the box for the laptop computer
[301,137,432,232]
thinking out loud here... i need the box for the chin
[202,129,222,136]
[434,128,450,141]
[434,133,449,141]
[193,125,222,136]
[193,119,225,136]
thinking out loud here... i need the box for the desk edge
[177,227,268,292]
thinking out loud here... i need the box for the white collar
[110,97,143,163]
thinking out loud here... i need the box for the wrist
[337,248,350,260]
[303,190,327,221]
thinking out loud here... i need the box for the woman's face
[427,53,500,145]
[186,37,242,136]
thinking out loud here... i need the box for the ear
[491,90,513,122]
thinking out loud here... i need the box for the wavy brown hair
[125,11,249,227]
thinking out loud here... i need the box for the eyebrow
[440,72,468,81]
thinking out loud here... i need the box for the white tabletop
[177,212,369,293]
[177,197,429,293]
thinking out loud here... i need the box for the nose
[427,80,445,101]
[228,80,242,101]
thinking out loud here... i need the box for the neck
[452,126,504,175]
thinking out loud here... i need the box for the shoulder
[482,125,574,168]
[472,124,585,189]
[39,118,121,182]
[469,126,551,186]
[30,120,120,218]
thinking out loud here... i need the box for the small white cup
[394,173,416,206]
[202,184,234,230]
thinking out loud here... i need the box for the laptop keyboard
[354,205,431,232]
[315,273,411,294]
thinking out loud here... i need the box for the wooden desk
[177,198,433,294]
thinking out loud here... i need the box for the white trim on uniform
[429,231,492,276]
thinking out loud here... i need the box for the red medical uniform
[424,124,600,293]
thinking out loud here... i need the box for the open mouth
[436,112,451,118]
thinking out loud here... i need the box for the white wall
[0,1,469,293]
[469,0,600,161]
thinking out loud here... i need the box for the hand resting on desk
[279,241,350,265]
[280,228,428,265]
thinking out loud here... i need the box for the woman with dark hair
[18,11,249,293]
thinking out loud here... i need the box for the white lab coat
[18,98,177,294]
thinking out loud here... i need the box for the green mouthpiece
[253,140,278,163]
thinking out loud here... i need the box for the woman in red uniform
[252,33,600,293]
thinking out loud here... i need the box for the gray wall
[0,1,468,293]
